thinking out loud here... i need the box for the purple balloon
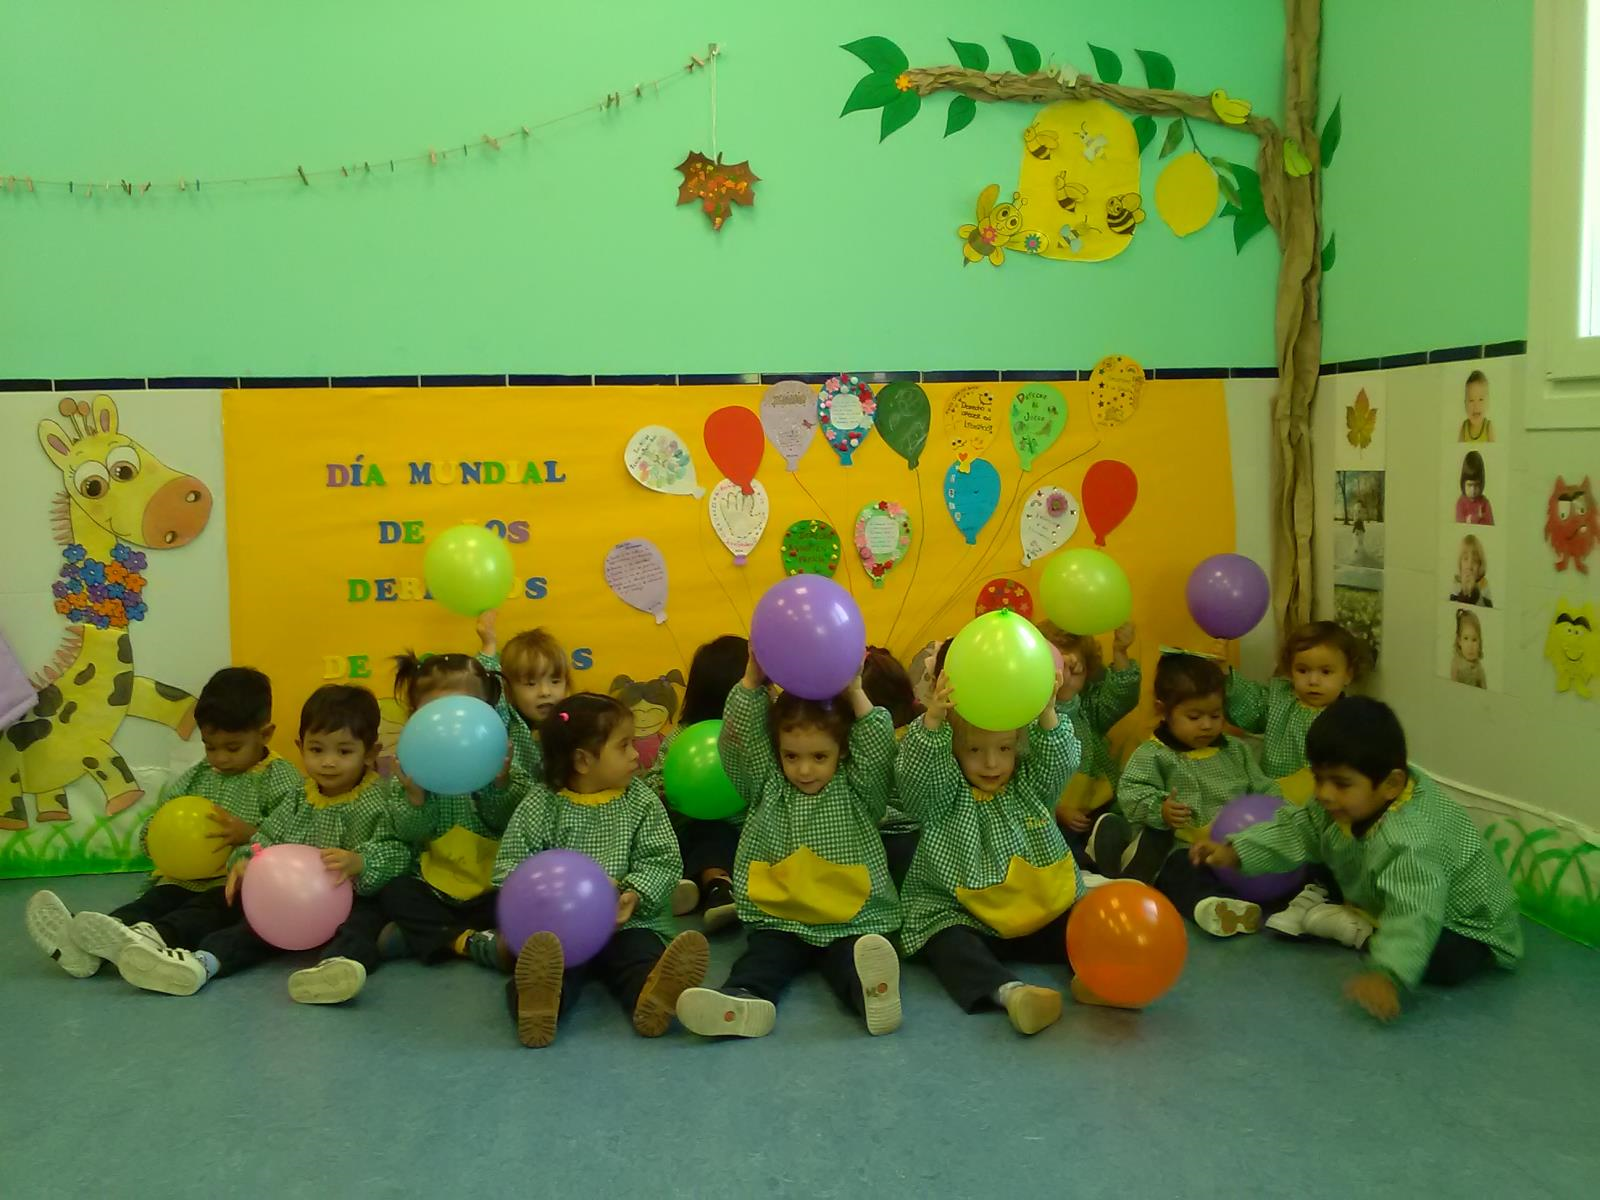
[497,849,618,965]
[1209,793,1307,903]
[750,574,866,700]
[1186,554,1270,639]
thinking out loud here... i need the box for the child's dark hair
[1276,620,1370,680]
[681,635,749,725]
[299,684,380,748]
[1034,620,1106,682]
[1465,368,1487,393]
[861,646,917,727]
[540,692,630,790]
[1153,653,1226,709]
[610,670,684,723]
[392,651,502,713]
[1460,450,1486,494]
[194,667,273,732]
[769,692,854,753]
[1305,696,1407,785]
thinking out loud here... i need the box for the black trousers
[503,927,667,1022]
[111,884,236,950]
[723,928,865,1014]
[1062,801,1115,869]
[881,830,920,888]
[1422,928,1497,986]
[378,876,499,963]
[677,818,740,884]
[919,911,1074,1012]
[198,896,387,978]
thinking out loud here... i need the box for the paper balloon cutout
[604,539,669,623]
[854,500,912,588]
[1087,355,1144,431]
[1010,384,1067,471]
[876,381,931,470]
[625,425,704,498]
[780,520,841,578]
[703,407,764,495]
[759,381,817,472]
[944,386,998,473]
[1020,486,1081,566]
[708,478,770,566]
[817,375,876,466]
[1082,459,1138,546]
[944,458,1001,545]
[976,577,1034,619]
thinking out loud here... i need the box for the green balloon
[875,381,931,470]
[1040,548,1132,635]
[1010,384,1068,471]
[423,525,515,617]
[944,609,1057,732]
[662,720,746,820]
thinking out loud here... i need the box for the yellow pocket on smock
[746,846,870,925]
[420,825,499,901]
[956,854,1079,937]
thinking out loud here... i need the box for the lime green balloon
[1040,548,1132,635]
[424,525,515,617]
[944,609,1057,732]
[662,720,746,820]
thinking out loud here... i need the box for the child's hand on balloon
[1161,794,1193,829]
[321,848,364,881]
[742,649,768,689]
[224,858,249,905]
[1344,971,1401,1022]
[398,770,426,807]
[494,749,513,788]
[616,890,640,925]
[1112,622,1136,668]
[207,806,254,847]
[922,673,955,729]
[476,608,499,655]
[1189,838,1240,870]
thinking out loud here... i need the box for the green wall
[0,1,1286,376]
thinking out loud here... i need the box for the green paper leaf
[1135,48,1176,91]
[840,73,901,117]
[841,36,908,76]
[1003,35,1042,74]
[1232,207,1270,254]
[945,94,977,137]
[880,90,921,141]
[1320,98,1342,168]
[1087,43,1123,84]
[1322,232,1337,272]
[1208,155,1237,183]
[1229,161,1264,214]
[1133,115,1156,153]
[1159,119,1185,158]
[948,38,989,71]
[1217,175,1242,209]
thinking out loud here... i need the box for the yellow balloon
[1155,152,1219,238]
[145,795,231,880]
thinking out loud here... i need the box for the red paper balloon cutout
[703,407,765,495]
[975,577,1034,619]
[1082,459,1138,546]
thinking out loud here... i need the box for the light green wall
[0,1,1285,376]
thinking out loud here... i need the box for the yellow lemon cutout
[1155,151,1219,237]
[1011,99,1143,263]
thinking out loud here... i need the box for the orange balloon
[1066,881,1187,1006]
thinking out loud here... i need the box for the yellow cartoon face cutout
[1544,601,1600,698]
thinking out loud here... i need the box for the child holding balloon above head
[493,693,708,1048]
[27,667,302,981]
[475,610,571,781]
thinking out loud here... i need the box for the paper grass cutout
[1020,486,1080,566]
[708,478,770,565]
[625,426,703,498]
[854,500,911,587]
[675,152,759,231]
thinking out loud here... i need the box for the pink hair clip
[558,711,570,722]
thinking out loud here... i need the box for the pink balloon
[242,844,354,950]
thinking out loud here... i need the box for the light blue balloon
[396,695,509,795]
[943,458,1001,545]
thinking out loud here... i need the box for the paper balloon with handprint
[817,374,876,466]
[1010,384,1067,470]
[625,426,704,498]
[854,500,912,588]
[708,479,770,566]
[1020,486,1081,566]
[944,386,998,473]
[759,381,816,472]
[944,458,1001,545]
[779,520,841,578]
[604,539,669,623]
[703,406,764,495]
[875,381,931,470]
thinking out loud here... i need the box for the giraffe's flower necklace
[52,542,149,629]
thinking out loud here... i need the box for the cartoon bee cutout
[1058,221,1097,255]
[1076,122,1108,161]
[1105,192,1146,237]
[1024,123,1060,160]
[959,184,1027,266]
[1053,174,1088,213]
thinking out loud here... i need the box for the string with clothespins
[0,43,720,200]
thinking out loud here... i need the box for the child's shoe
[701,877,739,933]
[1000,982,1063,1035]
[1302,903,1374,949]
[1194,896,1262,938]
[513,932,564,1048]
[853,933,902,1036]
[1087,812,1133,874]
[288,957,367,1004]
[117,943,208,996]
[670,878,700,917]
[72,909,165,967]
[1070,977,1143,1010]
[376,922,411,960]
[26,890,100,978]
[465,929,512,972]
[632,930,710,1037]
[676,987,777,1038]
[1264,883,1331,936]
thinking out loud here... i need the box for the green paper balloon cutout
[875,381,932,470]
[1010,383,1068,471]
[779,519,842,577]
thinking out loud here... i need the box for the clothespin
[296,165,309,185]
[428,148,438,166]
[482,133,500,150]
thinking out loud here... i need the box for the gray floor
[2,874,1595,1199]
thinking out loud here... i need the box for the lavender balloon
[1186,553,1270,639]
[750,574,866,700]
[497,849,618,965]
[1209,793,1307,903]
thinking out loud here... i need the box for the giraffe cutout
[0,395,212,832]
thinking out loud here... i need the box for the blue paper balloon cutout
[943,458,1001,545]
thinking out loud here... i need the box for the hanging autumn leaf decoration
[674,151,759,231]
[1345,388,1377,451]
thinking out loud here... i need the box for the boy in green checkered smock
[674,650,903,1041]
[1193,696,1522,1022]
[496,693,707,1048]
[476,611,573,784]
[28,667,301,981]
[1226,621,1368,804]
[895,650,1086,1037]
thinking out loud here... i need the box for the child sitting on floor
[27,667,302,979]
[675,650,902,1039]
[1191,697,1522,1021]
[494,693,707,1048]
[861,645,922,887]
[476,611,571,781]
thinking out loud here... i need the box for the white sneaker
[1194,896,1262,938]
[71,910,165,967]
[117,943,208,996]
[1078,871,1114,891]
[670,878,700,917]
[26,891,100,978]
[675,987,776,1038]
[288,957,367,1004]
[1302,903,1374,949]
[853,933,902,1036]
[1264,883,1331,936]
